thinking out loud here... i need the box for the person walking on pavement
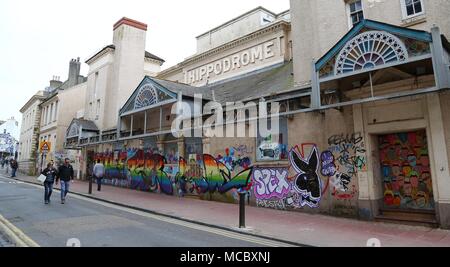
[56,158,74,204]
[5,158,9,174]
[93,159,105,192]
[10,159,18,178]
[41,162,58,205]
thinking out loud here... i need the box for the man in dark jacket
[10,159,18,178]
[56,158,74,204]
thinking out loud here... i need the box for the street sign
[40,141,51,153]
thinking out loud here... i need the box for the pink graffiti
[253,168,291,200]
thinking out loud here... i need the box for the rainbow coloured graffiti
[94,149,253,199]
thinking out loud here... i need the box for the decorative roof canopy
[67,123,79,138]
[120,77,178,115]
[316,20,433,79]
[66,119,99,139]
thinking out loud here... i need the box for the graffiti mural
[328,133,367,177]
[93,139,367,210]
[253,168,290,200]
[379,130,434,210]
[320,150,357,200]
[289,145,322,208]
[216,147,252,172]
[94,149,253,200]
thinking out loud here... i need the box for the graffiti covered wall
[251,138,363,213]
[320,133,365,202]
[92,130,367,213]
[94,149,253,203]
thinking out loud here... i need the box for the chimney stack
[68,57,81,87]
[49,75,63,90]
[106,17,147,129]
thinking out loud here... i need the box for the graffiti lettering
[330,173,352,192]
[256,199,286,210]
[327,132,367,177]
[320,151,337,177]
[320,150,356,199]
[253,168,290,199]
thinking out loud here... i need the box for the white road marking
[0,175,297,247]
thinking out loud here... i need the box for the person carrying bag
[41,162,58,205]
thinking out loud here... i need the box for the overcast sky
[0,0,289,128]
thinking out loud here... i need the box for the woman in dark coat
[41,162,58,204]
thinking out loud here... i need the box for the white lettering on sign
[185,41,276,84]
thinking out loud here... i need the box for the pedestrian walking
[10,159,18,178]
[41,162,58,205]
[1,157,4,169]
[56,158,74,204]
[93,159,105,192]
[5,158,9,174]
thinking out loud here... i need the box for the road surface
[0,175,292,247]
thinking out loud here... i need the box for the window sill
[401,15,426,27]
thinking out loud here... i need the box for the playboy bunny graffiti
[289,146,322,208]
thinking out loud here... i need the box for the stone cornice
[85,46,115,65]
[158,20,291,77]
[20,94,46,113]
[145,57,164,66]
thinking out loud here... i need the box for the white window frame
[346,0,365,29]
[400,0,425,20]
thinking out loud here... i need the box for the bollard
[88,176,92,195]
[239,192,246,228]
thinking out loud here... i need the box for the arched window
[68,123,79,137]
[335,31,408,75]
[134,84,159,109]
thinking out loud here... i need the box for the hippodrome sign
[40,141,51,153]
[184,41,276,84]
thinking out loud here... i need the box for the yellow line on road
[0,214,40,247]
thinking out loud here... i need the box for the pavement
[3,169,450,247]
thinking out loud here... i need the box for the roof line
[196,6,277,38]
[159,20,290,76]
[85,44,115,64]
